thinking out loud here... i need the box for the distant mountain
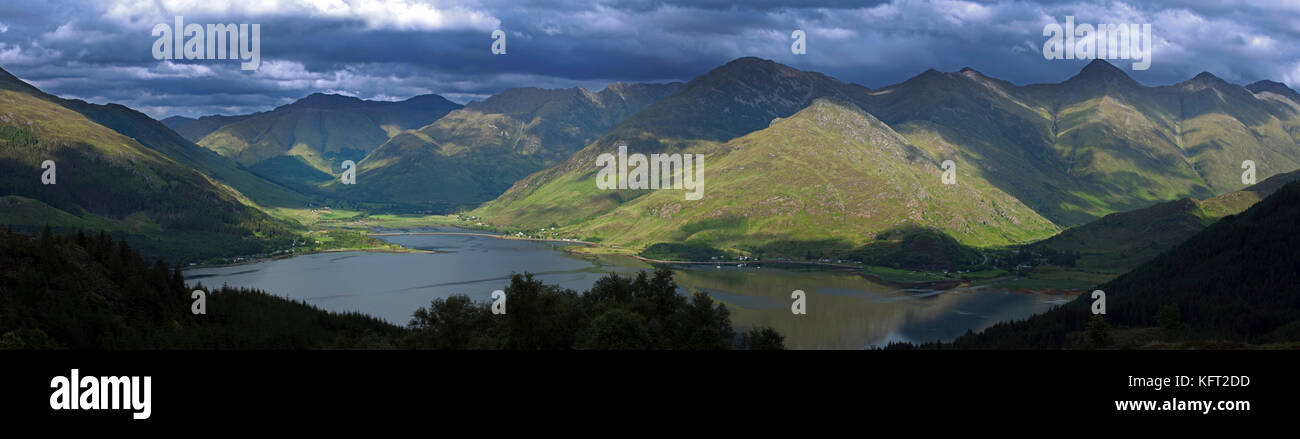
[0,66,297,262]
[475,57,1300,258]
[951,179,1300,348]
[336,82,681,207]
[195,92,462,192]
[162,114,256,142]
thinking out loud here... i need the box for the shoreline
[184,246,437,270]
[200,228,1091,294]
[369,230,1034,291]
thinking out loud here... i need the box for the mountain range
[3,56,1299,265]
[474,57,1300,259]
[335,82,681,207]
[171,92,462,193]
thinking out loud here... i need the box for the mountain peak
[1189,71,1227,84]
[301,92,361,103]
[704,56,814,81]
[1178,70,1233,93]
[723,56,778,68]
[1062,59,1139,89]
[1077,59,1127,78]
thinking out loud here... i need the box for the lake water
[183,229,1068,349]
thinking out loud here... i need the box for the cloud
[100,0,500,32]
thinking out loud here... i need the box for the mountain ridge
[473,57,1300,259]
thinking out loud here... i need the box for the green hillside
[0,67,298,262]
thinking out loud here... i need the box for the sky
[0,0,1297,119]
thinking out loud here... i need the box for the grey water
[183,229,1068,349]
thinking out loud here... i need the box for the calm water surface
[184,228,1068,349]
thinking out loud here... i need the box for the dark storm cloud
[0,0,1296,119]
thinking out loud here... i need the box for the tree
[579,308,654,350]
[739,327,786,350]
[1156,305,1181,341]
[1085,315,1110,348]
[408,295,490,349]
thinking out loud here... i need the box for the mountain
[1246,80,1300,107]
[481,95,1058,257]
[1033,169,1300,274]
[0,66,297,262]
[864,59,1300,227]
[194,92,462,192]
[951,179,1300,348]
[475,58,1300,259]
[335,82,681,208]
[638,97,1056,253]
[162,113,256,142]
[476,58,876,230]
